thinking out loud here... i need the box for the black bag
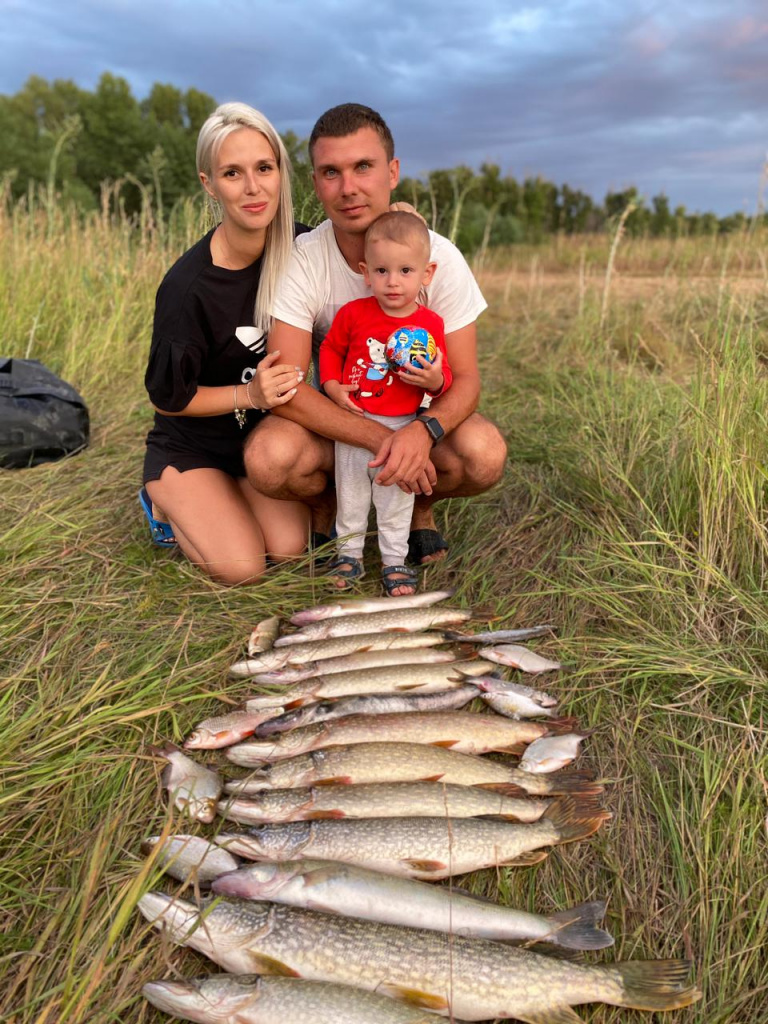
[0,358,90,469]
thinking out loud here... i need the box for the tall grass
[1,186,766,1022]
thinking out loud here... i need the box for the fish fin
[430,739,460,748]
[245,952,301,977]
[403,858,447,874]
[476,782,527,797]
[396,683,430,691]
[304,809,346,819]
[419,774,447,783]
[492,741,528,755]
[544,795,611,844]
[378,983,449,1011]
[500,850,549,866]
[608,960,701,1010]
[285,698,311,709]
[544,716,580,735]
[516,1008,584,1024]
[313,776,352,786]
[546,900,614,950]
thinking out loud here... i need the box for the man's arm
[267,319,390,451]
[372,322,480,488]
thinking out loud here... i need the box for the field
[1,193,767,1023]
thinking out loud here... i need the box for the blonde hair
[365,211,431,262]
[196,102,294,334]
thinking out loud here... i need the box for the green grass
[1,194,766,1022]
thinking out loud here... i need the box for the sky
[2,0,767,215]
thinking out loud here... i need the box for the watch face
[419,415,444,442]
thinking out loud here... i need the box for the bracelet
[233,384,247,429]
[245,379,257,410]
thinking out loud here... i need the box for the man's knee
[447,415,507,493]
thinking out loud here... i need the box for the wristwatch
[415,414,444,445]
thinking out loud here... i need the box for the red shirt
[319,297,452,416]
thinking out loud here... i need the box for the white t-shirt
[272,220,487,367]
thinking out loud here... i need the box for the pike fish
[242,662,496,711]
[290,589,456,626]
[521,733,589,773]
[229,632,445,677]
[249,647,457,685]
[253,685,481,736]
[184,707,285,750]
[474,675,559,719]
[151,744,222,823]
[481,644,562,673]
[142,835,240,885]
[445,625,555,644]
[139,892,701,1020]
[212,858,613,949]
[275,607,472,646]
[223,741,601,797]
[248,615,281,656]
[214,796,608,879]
[143,974,450,1024]
[216,781,552,824]
[227,711,572,766]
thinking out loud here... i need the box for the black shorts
[143,442,246,484]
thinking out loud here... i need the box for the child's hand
[398,348,445,393]
[323,379,364,415]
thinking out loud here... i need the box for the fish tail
[606,960,702,1010]
[545,794,611,843]
[547,900,614,950]
[545,768,603,795]
[544,716,580,735]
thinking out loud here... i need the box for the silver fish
[520,733,589,773]
[151,744,222,823]
[445,625,555,643]
[139,893,701,1019]
[254,685,481,736]
[242,662,496,711]
[229,632,445,677]
[212,858,614,949]
[481,644,562,673]
[248,615,281,656]
[474,675,559,719]
[141,835,240,885]
[143,974,449,1024]
[290,589,456,626]
[223,741,601,797]
[227,710,563,766]
[216,781,551,824]
[249,647,457,685]
[275,607,472,646]
[214,796,608,880]
[184,707,285,750]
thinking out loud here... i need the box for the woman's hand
[249,350,304,409]
[398,349,444,393]
[323,379,364,415]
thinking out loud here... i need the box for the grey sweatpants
[334,412,415,566]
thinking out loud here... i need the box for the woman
[140,103,310,585]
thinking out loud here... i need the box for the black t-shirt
[144,224,308,467]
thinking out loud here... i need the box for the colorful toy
[385,326,437,372]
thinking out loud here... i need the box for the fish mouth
[142,980,197,1013]
[138,892,199,937]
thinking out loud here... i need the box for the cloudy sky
[3,0,767,214]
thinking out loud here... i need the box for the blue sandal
[138,487,177,548]
[382,564,419,597]
[326,555,365,589]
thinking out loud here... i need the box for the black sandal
[326,556,365,590]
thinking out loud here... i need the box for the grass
[1,191,766,1022]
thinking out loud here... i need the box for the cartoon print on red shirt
[357,336,394,399]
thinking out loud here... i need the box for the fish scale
[274,607,472,645]
[139,893,701,1021]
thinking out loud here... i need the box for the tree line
[1,74,755,252]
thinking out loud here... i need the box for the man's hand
[323,379,364,416]
[369,420,437,495]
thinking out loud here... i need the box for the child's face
[361,237,436,315]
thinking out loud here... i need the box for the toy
[384,326,437,372]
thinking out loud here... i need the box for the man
[244,103,506,566]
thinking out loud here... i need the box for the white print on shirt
[357,336,393,399]
[236,326,267,354]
